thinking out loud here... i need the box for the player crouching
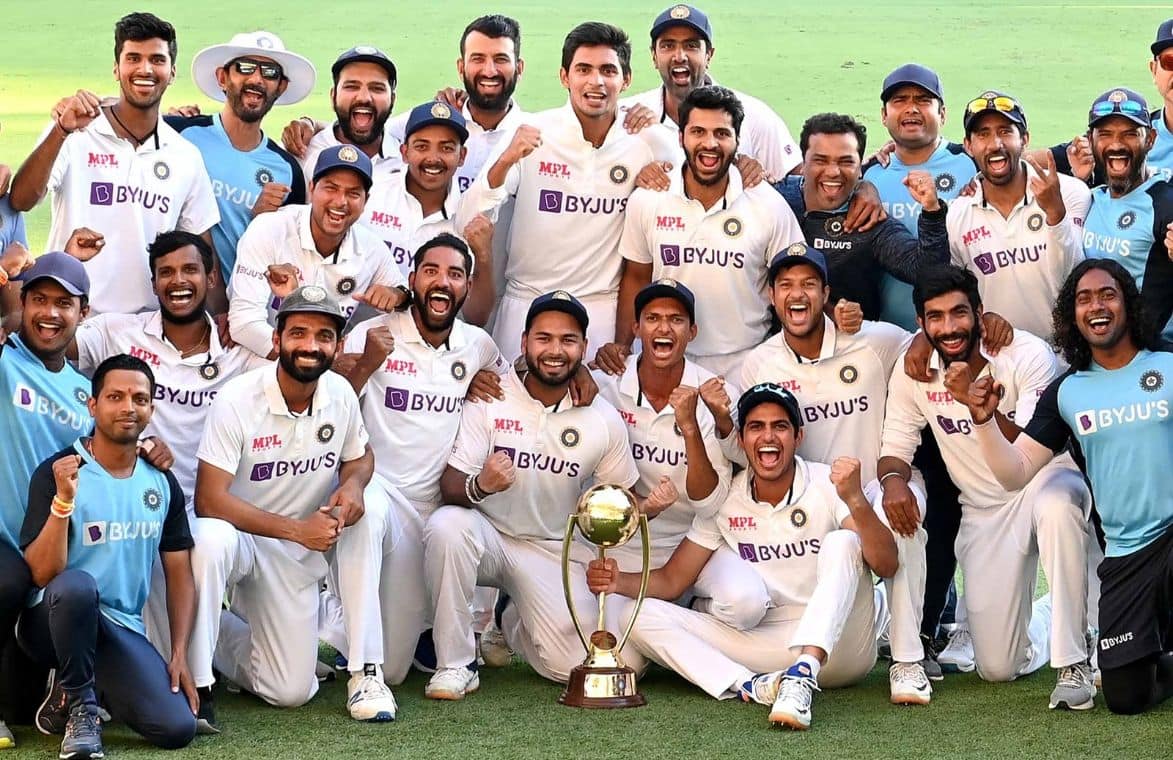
[587,383,899,730]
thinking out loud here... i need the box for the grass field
[3,1,1173,757]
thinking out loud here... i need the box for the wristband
[51,496,75,519]
[465,473,486,505]
[879,471,906,485]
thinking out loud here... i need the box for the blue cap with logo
[331,45,397,85]
[651,4,713,46]
[635,278,696,322]
[16,252,90,297]
[962,90,1027,134]
[737,382,803,431]
[312,144,373,191]
[404,101,469,143]
[768,242,828,286]
[1088,88,1151,128]
[1152,19,1173,55]
[881,63,943,103]
[525,290,589,333]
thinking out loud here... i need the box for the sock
[788,654,821,681]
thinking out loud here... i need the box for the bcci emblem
[1140,370,1164,393]
[935,173,956,192]
[824,217,845,237]
[560,427,581,448]
[552,290,572,301]
[1026,213,1044,232]
[670,4,691,18]
[256,35,275,49]
[790,508,807,528]
[723,217,743,237]
[302,285,327,302]
[355,45,378,55]
[338,145,360,163]
[336,277,357,295]
[431,102,452,119]
[73,387,89,404]
[255,168,274,187]
[839,365,859,384]
[609,165,629,184]
[1108,90,1127,103]
[142,488,163,512]
[153,161,170,180]
[786,242,807,256]
[451,361,467,381]
[199,362,220,381]
[1117,211,1136,230]
[316,423,335,443]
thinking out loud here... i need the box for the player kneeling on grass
[587,383,898,731]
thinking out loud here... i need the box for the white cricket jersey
[947,164,1090,340]
[620,83,802,179]
[361,170,462,277]
[620,166,803,356]
[74,310,270,516]
[228,204,405,357]
[595,356,732,566]
[687,459,851,609]
[738,317,911,483]
[301,126,402,193]
[40,111,219,315]
[448,367,639,542]
[880,331,1071,510]
[459,102,660,299]
[343,309,506,507]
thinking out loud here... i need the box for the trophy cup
[558,483,651,708]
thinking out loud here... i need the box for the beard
[462,71,517,112]
[227,84,277,123]
[279,348,333,383]
[1093,151,1146,196]
[926,327,979,364]
[335,101,391,146]
[684,149,735,186]
[524,349,579,387]
[413,285,465,333]
[158,296,209,326]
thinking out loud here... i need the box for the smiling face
[409,244,469,333]
[919,289,981,364]
[89,368,154,445]
[458,30,522,112]
[635,297,694,370]
[114,37,175,110]
[802,131,862,210]
[1090,114,1154,197]
[20,280,88,359]
[681,106,738,187]
[400,124,466,193]
[964,112,1027,187]
[522,311,585,388]
[274,313,339,384]
[881,84,944,150]
[152,244,210,324]
[651,25,711,103]
[219,55,286,123]
[1073,267,1129,351]
[308,169,367,241]
[331,62,395,146]
[560,44,630,121]
[740,403,802,483]
[771,262,829,340]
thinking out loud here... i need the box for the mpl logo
[83,522,107,546]
[383,358,417,376]
[87,152,118,168]
[369,211,402,230]
[660,244,681,266]
[251,434,282,452]
[538,161,571,179]
[493,418,525,434]
[656,215,685,231]
[962,226,991,246]
[925,390,955,404]
[619,410,637,426]
[128,345,161,367]
[728,516,757,530]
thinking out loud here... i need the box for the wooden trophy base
[558,665,647,709]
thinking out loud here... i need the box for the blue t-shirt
[0,336,90,549]
[21,440,192,633]
[1082,175,1173,344]
[167,114,305,276]
[863,141,976,330]
[0,197,28,251]
[1149,109,1173,178]
[1025,349,1173,557]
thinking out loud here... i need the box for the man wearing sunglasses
[167,32,316,278]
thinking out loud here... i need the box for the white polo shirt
[738,317,911,483]
[620,83,802,179]
[947,165,1089,340]
[595,356,731,568]
[620,166,803,357]
[75,310,270,516]
[197,365,368,578]
[448,366,639,542]
[301,126,402,193]
[687,459,851,609]
[361,170,462,277]
[343,309,505,508]
[459,102,662,299]
[40,111,219,315]
[228,204,405,357]
[880,331,1071,510]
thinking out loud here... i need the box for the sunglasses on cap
[964,94,1021,117]
[1157,50,1173,72]
[1090,98,1148,119]
[230,58,283,81]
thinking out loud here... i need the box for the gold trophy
[558,483,651,708]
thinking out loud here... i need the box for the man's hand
[865,140,897,169]
[833,299,863,335]
[698,377,731,420]
[463,213,494,258]
[844,180,887,233]
[354,284,406,312]
[477,452,516,495]
[980,311,1014,355]
[434,87,468,109]
[942,361,978,407]
[593,342,631,375]
[669,385,701,435]
[166,104,202,119]
[361,325,395,368]
[64,227,106,262]
[52,90,102,133]
[586,557,620,594]
[735,155,768,188]
[829,457,864,502]
[265,264,300,299]
[327,481,365,527]
[880,475,920,537]
[466,369,504,402]
[1065,137,1094,182]
[1025,151,1066,225]
[635,161,672,192]
[52,454,82,503]
[621,103,657,134]
[501,124,542,165]
[0,163,11,198]
[959,174,981,198]
[903,169,941,212]
[642,475,679,518]
[902,331,934,382]
[568,363,599,407]
[137,437,174,471]
[281,118,318,158]
[0,242,32,283]
[1164,222,1173,262]
[966,375,1003,425]
[168,655,199,715]
[213,313,235,349]
[297,507,342,552]
[252,182,291,217]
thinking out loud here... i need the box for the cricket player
[878,265,1096,710]
[588,383,897,730]
[972,259,1173,715]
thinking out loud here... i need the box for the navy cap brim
[768,254,827,286]
[634,284,695,322]
[404,117,469,144]
[332,54,397,84]
[650,18,712,44]
[18,273,86,297]
[881,79,942,103]
[312,164,373,192]
[526,302,589,334]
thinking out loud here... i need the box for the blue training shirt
[167,114,306,276]
[863,141,976,330]
[0,336,90,549]
[0,197,28,251]
[1025,349,1173,557]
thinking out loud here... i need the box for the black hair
[413,232,473,274]
[800,112,868,159]
[461,15,521,57]
[148,230,214,277]
[91,353,156,397]
[114,12,176,62]
[561,22,631,77]
[1052,259,1157,370]
[913,265,982,318]
[678,85,744,136]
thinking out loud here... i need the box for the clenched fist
[53,454,83,503]
[829,457,863,501]
[477,451,516,495]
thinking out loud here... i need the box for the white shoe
[316,660,336,683]
[346,668,397,722]
[937,626,975,673]
[768,667,819,730]
[1050,661,1096,711]
[425,667,481,701]
[479,625,514,668]
[0,719,14,749]
[738,671,784,706]
[889,661,932,706]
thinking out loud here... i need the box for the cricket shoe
[0,719,14,749]
[479,625,514,668]
[1050,661,1096,711]
[738,671,784,706]
[346,666,397,722]
[59,704,103,760]
[937,626,975,673]
[36,670,68,736]
[889,661,932,705]
[768,663,820,730]
[425,667,481,701]
[195,687,220,735]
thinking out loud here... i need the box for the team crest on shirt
[935,173,956,192]
[316,423,335,443]
[451,361,467,381]
[839,365,859,384]
[824,217,845,237]
[1117,211,1136,230]
[1026,213,1044,232]
[670,4,691,18]
[73,387,89,404]
[790,508,807,528]
[722,217,743,237]
[153,161,170,180]
[142,488,163,512]
[609,165,629,184]
[255,168,274,187]
[199,362,220,381]
[336,277,357,295]
[560,427,581,448]
[1140,370,1164,392]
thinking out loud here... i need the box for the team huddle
[0,5,1171,759]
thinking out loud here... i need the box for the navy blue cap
[276,285,347,333]
[962,90,1027,134]
[331,45,397,85]
[1153,20,1173,55]
[16,252,90,297]
[881,63,943,103]
[650,4,713,46]
[1088,88,1151,128]
[768,243,828,286]
[312,144,373,191]
[737,382,803,431]
[525,290,589,334]
[634,278,696,322]
[404,101,469,143]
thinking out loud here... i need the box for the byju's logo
[738,542,759,562]
[538,190,564,213]
[660,244,681,266]
[385,387,410,411]
[83,522,107,546]
[90,182,115,206]
[492,445,517,461]
[1077,411,1097,434]
[250,462,275,481]
[13,384,34,409]
[973,252,997,275]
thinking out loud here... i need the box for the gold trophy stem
[562,515,590,652]
[596,546,607,634]
[615,514,650,654]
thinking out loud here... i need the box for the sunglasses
[1090,98,1148,119]
[964,95,1021,117]
[230,58,283,81]
[1157,51,1173,72]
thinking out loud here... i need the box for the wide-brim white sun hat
[191,31,316,106]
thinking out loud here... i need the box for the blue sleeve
[771,176,805,217]
[11,212,27,248]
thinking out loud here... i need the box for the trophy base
[558,665,647,709]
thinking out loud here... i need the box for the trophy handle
[615,514,651,654]
[562,515,590,652]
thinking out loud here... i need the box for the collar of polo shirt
[744,455,813,511]
[261,363,339,416]
[510,363,574,411]
[558,100,628,148]
[392,168,462,220]
[91,106,169,152]
[143,310,229,359]
[672,159,745,207]
[618,353,704,411]
[926,341,999,375]
[393,308,471,350]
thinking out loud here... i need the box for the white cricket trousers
[424,505,647,682]
[623,529,881,698]
[957,461,1091,682]
[492,290,617,361]
[868,479,929,664]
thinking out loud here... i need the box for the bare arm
[195,460,305,541]
[589,538,715,601]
